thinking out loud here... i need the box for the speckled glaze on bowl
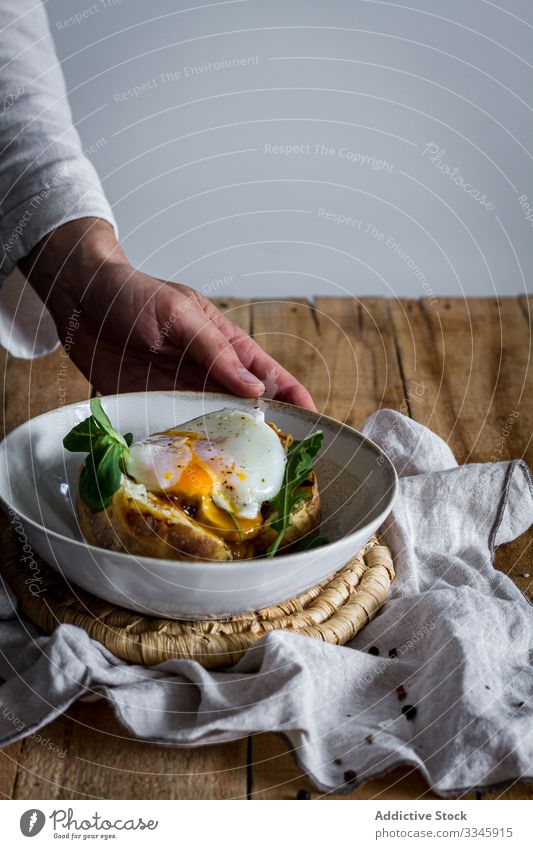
[0,392,397,619]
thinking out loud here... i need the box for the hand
[19,218,316,409]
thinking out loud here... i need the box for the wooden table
[1,296,531,800]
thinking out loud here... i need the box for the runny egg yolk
[167,442,261,541]
[124,409,287,544]
[153,435,257,540]
[127,432,263,542]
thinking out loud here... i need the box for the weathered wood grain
[249,296,441,799]
[392,296,532,800]
[389,297,533,596]
[250,733,437,800]
[395,297,532,466]
[248,296,532,801]
[0,322,250,800]
[0,344,90,799]
[213,297,251,336]
[1,346,91,434]
[387,298,466,456]
[13,701,248,800]
[251,298,321,401]
[1,297,531,800]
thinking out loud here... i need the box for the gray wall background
[46,0,533,299]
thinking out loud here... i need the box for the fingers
[170,303,266,397]
[275,380,317,411]
[164,287,316,408]
[229,331,317,411]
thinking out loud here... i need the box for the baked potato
[67,401,323,562]
[77,466,320,561]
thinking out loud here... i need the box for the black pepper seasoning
[401,704,417,720]
[296,788,311,800]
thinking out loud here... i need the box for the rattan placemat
[1,529,394,669]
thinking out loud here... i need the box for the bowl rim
[0,390,398,571]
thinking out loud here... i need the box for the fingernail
[238,368,265,390]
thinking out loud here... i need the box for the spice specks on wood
[396,684,407,701]
[401,704,417,721]
[296,788,311,799]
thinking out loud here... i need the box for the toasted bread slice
[77,471,320,562]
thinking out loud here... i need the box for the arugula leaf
[227,510,244,542]
[63,398,132,512]
[266,431,323,557]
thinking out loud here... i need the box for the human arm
[19,217,317,407]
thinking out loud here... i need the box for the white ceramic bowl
[0,392,397,619]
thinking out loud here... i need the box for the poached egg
[124,409,287,542]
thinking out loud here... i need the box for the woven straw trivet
[1,528,394,669]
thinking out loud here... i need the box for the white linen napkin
[1,410,532,796]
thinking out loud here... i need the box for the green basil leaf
[62,415,104,453]
[89,396,113,431]
[64,399,133,512]
[79,439,124,512]
[89,397,128,447]
[267,431,323,557]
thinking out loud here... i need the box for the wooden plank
[0,743,20,800]
[250,298,321,403]
[3,297,531,800]
[0,342,20,796]
[0,343,21,800]
[250,733,437,799]
[391,296,532,801]
[249,297,442,799]
[250,296,532,800]
[1,346,91,434]
[313,296,407,424]
[249,297,323,799]
[518,294,532,325]
[0,345,85,799]
[479,781,533,801]
[390,297,533,592]
[213,297,251,334]
[390,297,532,466]
[0,345,89,799]
[14,701,248,800]
[2,314,250,800]
[250,295,406,420]
[387,298,467,458]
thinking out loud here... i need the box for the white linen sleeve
[0,0,117,357]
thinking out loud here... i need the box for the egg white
[125,409,287,519]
